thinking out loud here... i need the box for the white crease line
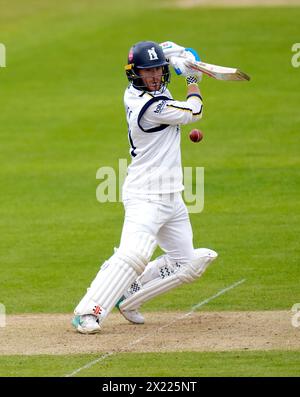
[65,278,246,377]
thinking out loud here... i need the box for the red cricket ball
[189,129,203,143]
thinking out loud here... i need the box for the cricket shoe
[119,307,145,324]
[72,314,101,334]
[116,297,144,324]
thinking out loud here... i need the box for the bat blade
[184,59,250,81]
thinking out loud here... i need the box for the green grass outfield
[0,0,300,376]
[0,351,299,377]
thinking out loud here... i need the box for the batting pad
[74,233,156,319]
[119,248,218,311]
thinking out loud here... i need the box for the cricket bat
[184,59,250,81]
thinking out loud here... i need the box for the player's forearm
[186,80,203,122]
[186,72,202,98]
[187,82,201,98]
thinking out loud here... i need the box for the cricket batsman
[72,41,218,333]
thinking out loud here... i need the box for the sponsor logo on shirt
[154,100,167,114]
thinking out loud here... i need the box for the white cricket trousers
[120,192,194,265]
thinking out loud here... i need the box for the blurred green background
[1,0,300,378]
[0,0,299,315]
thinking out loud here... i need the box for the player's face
[139,67,163,91]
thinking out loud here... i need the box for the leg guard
[176,248,218,283]
[74,233,156,321]
[119,248,217,311]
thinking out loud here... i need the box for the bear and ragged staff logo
[147,47,158,61]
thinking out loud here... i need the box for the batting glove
[186,75,200,86]
[183,48,202,82]
[184,48,201,62]
[159,41,186,58]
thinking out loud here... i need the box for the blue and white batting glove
[160,42,202,81]
[184,48,201,63]
[172,48,201,74]
[159,41,186,58]
[169,56,203,82]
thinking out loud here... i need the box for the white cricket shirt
[122,84,203,195]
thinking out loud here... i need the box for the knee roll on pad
[116,250,148,275]
[176,248,218,283]
[118,232,157,274]
[193,248,218,262]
